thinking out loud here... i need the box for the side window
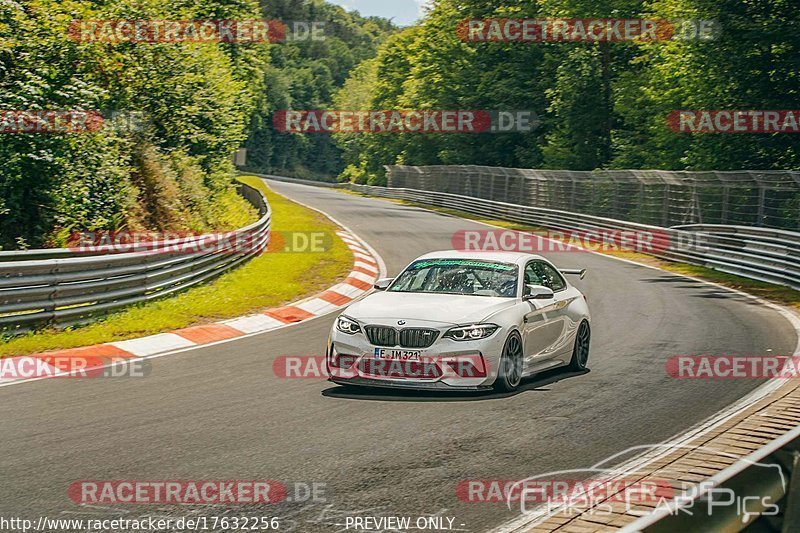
[524,262,544,287]
[526,261,567,292]
[537,262,567,292]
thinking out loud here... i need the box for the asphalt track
[0,179,796,532]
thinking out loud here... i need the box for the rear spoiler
[560,269,587,280]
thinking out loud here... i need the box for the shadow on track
[321,368,590,402]
[641,276,760,304]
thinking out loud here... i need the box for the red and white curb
[0,229,382,387]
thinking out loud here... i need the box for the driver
[436,268,474,294]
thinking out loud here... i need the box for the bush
[0,0,267,250]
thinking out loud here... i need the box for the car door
[534,261,576,359]
[521,260,571,367]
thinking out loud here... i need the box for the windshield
[389,259,519,298]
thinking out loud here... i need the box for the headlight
[336,316,361,335]
[444,324,499,341]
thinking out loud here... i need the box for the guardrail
[349,185,800,290]
[256,173,800,290]
[0,182,271,336]
[621,425,800,532]
[387,165,800,231]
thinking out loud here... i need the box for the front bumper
[328,324,507,390]
[330,375,494,391]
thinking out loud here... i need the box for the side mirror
[523,284,555,301]
[374,278,394,291]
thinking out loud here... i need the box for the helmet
[439,268,472,293]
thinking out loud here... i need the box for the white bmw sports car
[327,251,591,392]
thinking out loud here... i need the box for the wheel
[568,321,591,371]
[495,331,524,392]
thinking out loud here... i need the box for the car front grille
[365,326,397,347]
[364,326,439,348]
[399,328,439,348]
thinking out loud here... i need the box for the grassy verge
[0,176,353,357]
[350,193,800,312]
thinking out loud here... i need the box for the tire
[567,321,591,371]
[495,331,524,392]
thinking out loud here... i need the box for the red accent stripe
[174,324,244,344]
[33,344,133,360]
[345,277,373,291]
[319,291,353,306]
[32,344,134,372]
[265,306,316,323]
[355,257,377,266]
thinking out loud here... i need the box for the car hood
[344,291,516,326]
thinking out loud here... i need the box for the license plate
[374,348,421,361]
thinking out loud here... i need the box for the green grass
[0,176,353,357]
[349,192,800,312]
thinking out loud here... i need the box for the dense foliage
[3,0,797,246]
[333,0,800,184]
[0,0,267,249]
[244,0,396,180]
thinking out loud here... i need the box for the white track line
[0,181,387,390]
